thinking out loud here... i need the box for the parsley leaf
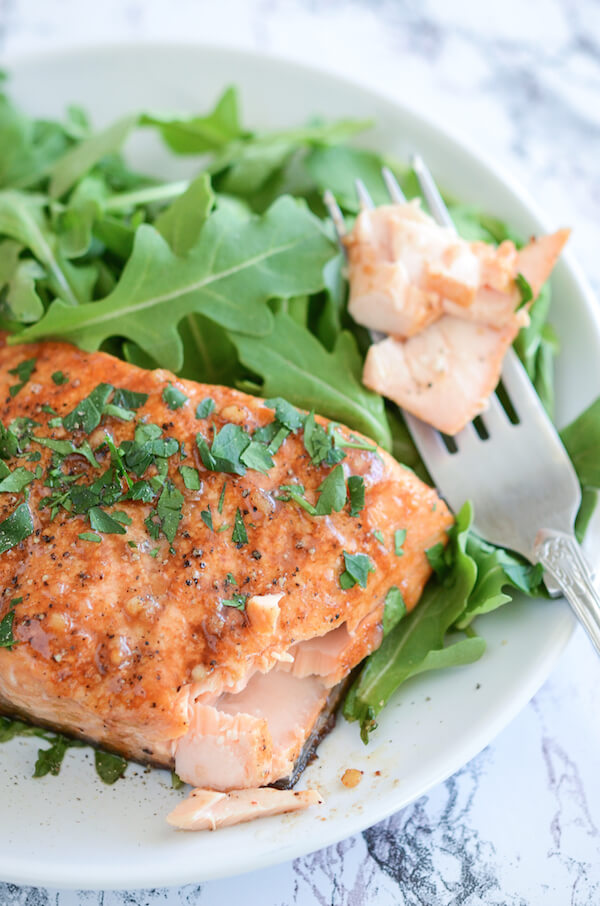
[196,397,216,419]
[162,382,188,410]
[315,464,347,515]
[89,506,127,535]
[0,598,20,649]
[156,480,184,543]
[348,475,365,517]
[339,550,375,590]
[264,397,304,431]
[394,528,407,556]
[221,593,247,610]
[51,370,69,385]
[0,502,34,553]
[218,481,227,513]
[232,507,248,546]
[112,388,148,410]
[94,750,127,784]
[33,435,99,469]
[8,357,36,397]
[78,531,102,543]
[196,424,250,475]
[200,507,213,530]
[179,465,201,490]
[62,383,114,433]
[0,423,20,459]
[240,441,274,473]
[277,482,317,515]
[0,466,36,494]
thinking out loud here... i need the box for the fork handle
[535,529,600,657]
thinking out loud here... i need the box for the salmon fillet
[0,337,451,789]
[347,200,569,434]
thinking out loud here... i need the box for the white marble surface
[0,0,599,903]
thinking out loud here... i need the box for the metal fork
[324,157,600,656]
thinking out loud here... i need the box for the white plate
[1,43,599,891]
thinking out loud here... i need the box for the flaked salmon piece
[167,787,323,831]
[517,229,570,298]
[0,337,452,788]
[363,316,523,436]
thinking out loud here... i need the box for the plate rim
[0,39,597,890]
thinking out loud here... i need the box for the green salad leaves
[0,79,598,761]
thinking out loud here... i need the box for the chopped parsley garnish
[112,511,132,525]
[179,465,201,490]
[200,507,213,530]
[62,383,113,434]
[277,482,316,515]
[149,481,184,544]
[218,481,227,513]
[112,388,148,410]
[0,467,36,494]
[0,502,34,554]
[339,550,375,590]
[162,382,188,410]
[33,436,99,469]
[315,464,347,515]
[373,529,385,545]
[226,572,237,585]
[121,423,178,476]
[232,507,248,546]
[348,475,365,517]
[102,403,136,422]
[221,593,247,610]
[515,272,533,308]
[8,357,36,397]
[240,441,274,474]
[382,586,407,636]
[264,397,304,431]
[126,480,157,502]
[94,750,127,784]
[78,532,102,543]
[196,424,251,475]
[0,423,20,459]
[394,528,407,556]
[51,370,69,385]
[0,597,21,649]
[89,506,127,535]
[303,412,343,466]
[41,404,56,415]
[196,397,216,419]
[149,548,159,558]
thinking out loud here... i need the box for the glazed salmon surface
[0,338,451,788]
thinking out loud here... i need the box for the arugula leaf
[16,197,335,373]
[232,507,248,546]
[143,86,243,154]
[48,114,137,198]
[0,502,34,553]
[515,272,533,308]
[382,586,406,637]
[94,749,127,784]
[560,396,600,489]
[340,551,375,590]
[162,382,188,410]
[155,172,214,256]
[34,737,75,777]
[344,503,476,740]
[233,312,391,449]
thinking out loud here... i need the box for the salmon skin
[0,337,451,788]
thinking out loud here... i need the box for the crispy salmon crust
[0,338,452,770]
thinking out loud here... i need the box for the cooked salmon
[167,786,323,831]
[346,201,569,434]
[0,338,452,794]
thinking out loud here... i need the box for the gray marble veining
[0,0,599,903]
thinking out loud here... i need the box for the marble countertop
[1,0,599,903]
